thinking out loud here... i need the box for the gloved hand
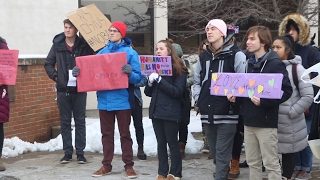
[150,72,162,83]
[122,64,132,75]
[72,66,80,77]
[148,74,155,86]
[194,102,200,116]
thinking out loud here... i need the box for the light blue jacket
[96,37,142,111]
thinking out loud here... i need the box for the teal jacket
[96,37,142,111]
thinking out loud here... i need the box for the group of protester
[36,13,320,180]
[0,11,319,180]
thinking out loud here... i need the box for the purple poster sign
[139,55,172,76]
[210,73,284,99]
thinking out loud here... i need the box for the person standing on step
[44,19,94,164]
[193,19,246,180]
[0,36,11,171]
[131,75,148,160]
[172,42,193,159]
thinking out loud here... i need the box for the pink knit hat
[205,19,227,37]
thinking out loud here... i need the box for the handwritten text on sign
[66,4,112,51]
[210,73,284,99]
[0,50,18,85]
[139,55,172,76]
[76,52,128,92]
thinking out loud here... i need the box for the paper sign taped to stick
[0,50,18,85]
[301,62,320,103]
[66,4,112,51]
[139,55,172,76]
[210,73,284,99]
[76,52,128,92]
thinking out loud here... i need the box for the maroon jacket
[0,42,10,123]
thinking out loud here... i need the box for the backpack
[291,64,309,114]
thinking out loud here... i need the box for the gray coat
[277,55,314,154]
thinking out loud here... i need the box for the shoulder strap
[292,64,299,92]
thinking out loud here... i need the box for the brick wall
[4,58,60,142]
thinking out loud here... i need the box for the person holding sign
[193,19,246,180]
[84,21,142,179]
[44,19,94,164]
[144,38,188,180]
[272,35,314,180]
[235,26,292,180]
[0,36,10,171]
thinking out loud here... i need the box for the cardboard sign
[210,73,284,99]
[76,52,128,92]
[66,4,112,51]
[139,55,172,76]
[0,50,18,85]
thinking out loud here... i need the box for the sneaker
[77,154,86,164]
[92,166,111,177]
[166,174,181,180]
[291,169,300,179]
[156,174,166,180]
[202,145,210,153]
[126,168,137,179]
[60,154,72,164]
[295,170,311,180]
[239,160,248,168]
[137,145,147,160]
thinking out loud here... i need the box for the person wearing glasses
[72,21,142,179]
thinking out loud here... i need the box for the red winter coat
[0,42,10,123]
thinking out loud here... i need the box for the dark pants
[57,92,86,155]
[282,153,295,179]
[131,98,144,146]
[178,107,190,144]
[152,119,182,178]
[0,123,3,154]
[204,123,236,180]
[99,109,133,171]
[232,116,244,159]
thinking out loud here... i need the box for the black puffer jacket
[144,72,187,122]
[44,33,94,93]
[242,50,292,128]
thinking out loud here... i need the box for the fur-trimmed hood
[278,13,310,46]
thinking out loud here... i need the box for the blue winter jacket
[96,37,142,111]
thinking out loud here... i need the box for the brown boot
[179,142,185,158]
[0,158,6,171]
[137,144,147,160]
[228,159,240,179]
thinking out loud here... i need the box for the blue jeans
[294,118,313,171]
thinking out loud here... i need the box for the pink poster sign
[0,50,19,85]
[210,73,284,99]
[139,55,172,76]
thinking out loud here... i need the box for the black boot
[137,144,147,160]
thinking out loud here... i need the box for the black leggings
[282,153,295,179]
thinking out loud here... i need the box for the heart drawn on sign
[214,86,220,94]
[212,73,218,82]
[257,85,264,94]
[248,90,254,98]
[249,79,256,87]
[238,86,245,94]
[224,89,228,95]
[268,78,275,87]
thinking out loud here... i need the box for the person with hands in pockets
[145,38,188,180]
[73,21,142,179]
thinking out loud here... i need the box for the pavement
[0,110,319,180]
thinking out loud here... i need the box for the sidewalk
[1,148,320,179]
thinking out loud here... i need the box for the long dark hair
[274,34,295,60]
[0,36,7,45]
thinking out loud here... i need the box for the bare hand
[251,96,260,106]
[227,94,236,103]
